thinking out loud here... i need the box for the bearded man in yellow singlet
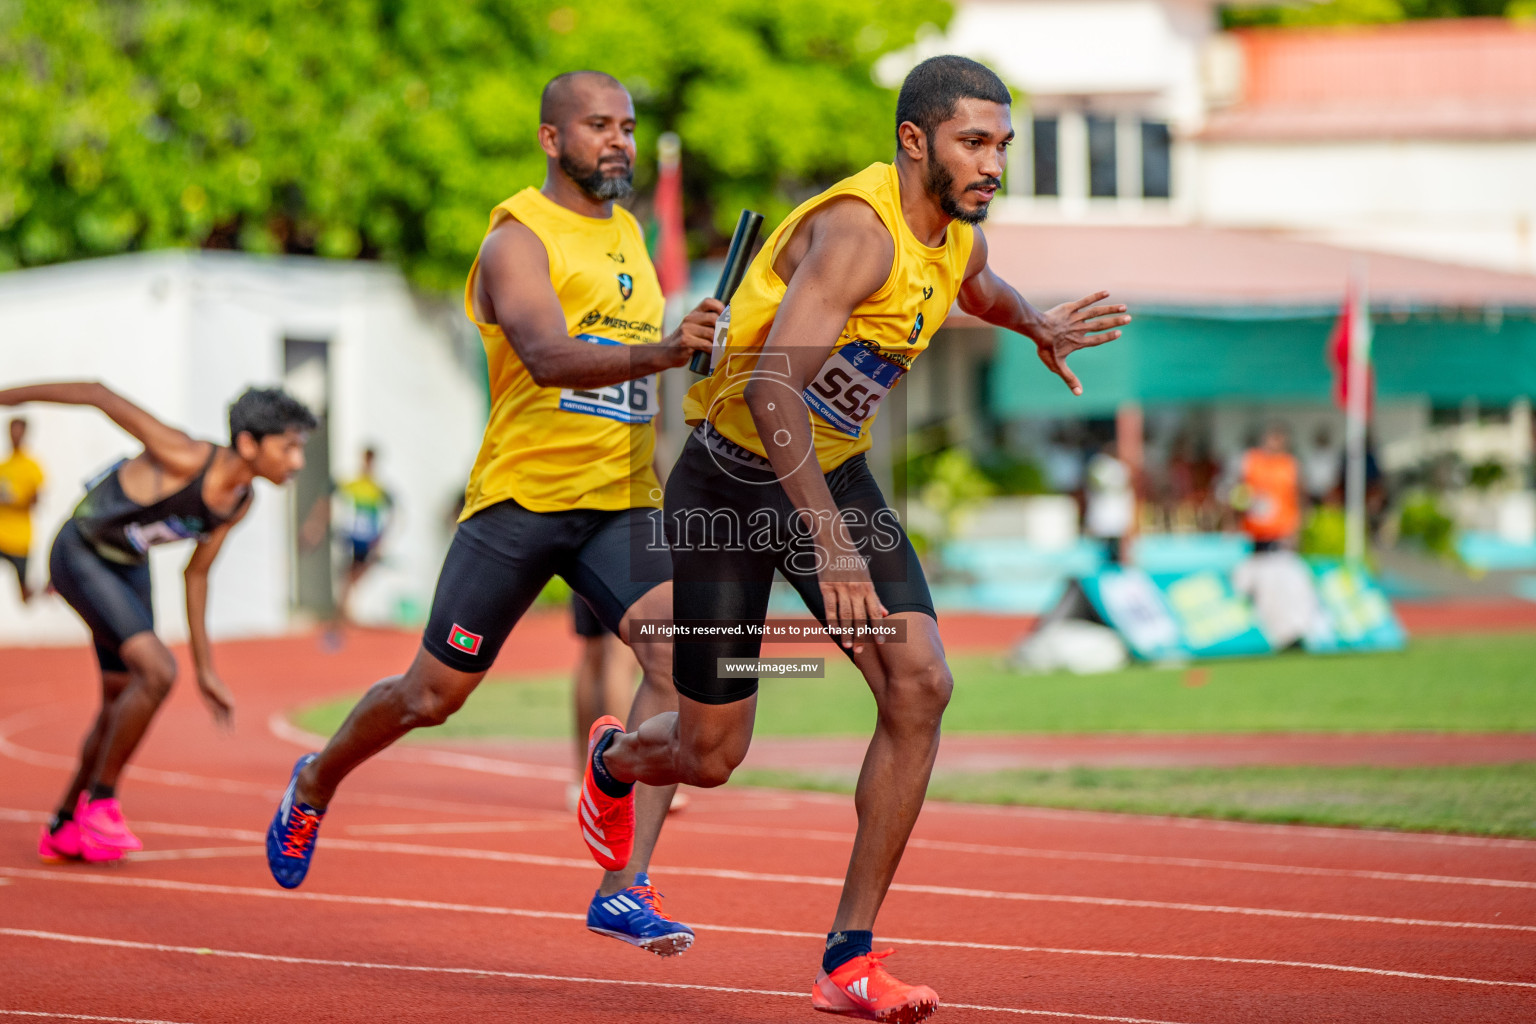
[584,56,1130,1018]
[267,71,719,957]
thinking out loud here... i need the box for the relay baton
[688,209,765,375]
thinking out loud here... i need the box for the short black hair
[895,55,1011,142]
[228,387,317,443]
[540,70,626,126]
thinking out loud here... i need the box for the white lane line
[5,813,1530,934]
[270,706,1536,859]
[0,928,1205,1024]
[0,1012,200,1024]
[287,838,1536,934]
[268,712,572,782]
[6,868,1534,991]
[341,820,568,837]
[669,821,1536,891]
[14,700,1535,863]
[910,795,1536,850]
[0,707,564,818]
[126,847,267,863]
[3,811,1531,933]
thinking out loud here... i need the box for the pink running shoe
[75,794,143,852]
[38,820,122,863]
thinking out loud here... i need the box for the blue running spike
[266,753,325,889]
[585,873,695,957]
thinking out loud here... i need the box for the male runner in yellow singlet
[580,56,1131,1018]
[268,71,719,957]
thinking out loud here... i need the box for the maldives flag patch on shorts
[447,624,482,656]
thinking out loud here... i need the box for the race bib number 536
[558,334,659,424]
[803,343,905,437]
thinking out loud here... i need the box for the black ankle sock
[590,729,633,799]
[48,812,71,834]
[89,783,115,802]
[823,930,874,974]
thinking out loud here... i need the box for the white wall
[889,0,1217,124]
[1190,139,1536,275]
[0,252,485,647]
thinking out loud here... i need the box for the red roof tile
[1201,19,1536,140]
[969,223,1536,311]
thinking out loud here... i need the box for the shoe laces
[626,883,674,922]
[847,950,903,996]
[281,806,321,859]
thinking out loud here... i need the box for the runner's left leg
[53,662,130,820]
[606,580,677,893]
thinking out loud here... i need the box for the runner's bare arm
[183,496,251,728]
[0,381,208,474]
[744,199,894,650]
[957,228,1131,396]
[475,219,719,388]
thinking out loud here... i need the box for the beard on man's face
[924,150,997,225]
[559,150,634,201]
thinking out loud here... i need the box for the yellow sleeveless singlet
[682,162,975,474]
[461,188,665,518]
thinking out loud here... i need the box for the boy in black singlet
[0,381,315,862]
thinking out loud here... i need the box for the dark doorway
[284,338,334,618]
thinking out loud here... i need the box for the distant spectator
[0,417,45,602]
[334,446,394,628]
[1303,425,1340,506]
[1041,426,1085,495]
[1164,436,1200,531]
[1085,440,1135,565]
[1236,423,1301,552]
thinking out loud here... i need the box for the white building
[1194,18,1536,276]
[897,3,1536,276]
[0,251,486,646]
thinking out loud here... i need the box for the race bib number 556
[558,334,659,424]
[803,342,905,438]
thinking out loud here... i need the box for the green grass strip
[733,763,1536,838]
[294,633,1536,739]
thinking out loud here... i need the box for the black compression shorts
[49,519,154,674]
[421,499,668,673]
[571,593,610,638]
[665,430,935,706]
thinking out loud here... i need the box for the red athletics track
[1,614,1534,1023]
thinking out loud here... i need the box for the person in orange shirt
[1238,423,1301,552]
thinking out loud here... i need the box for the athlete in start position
[579,56,1130,1021]
[0,382,314,863]
[266,71,719,956]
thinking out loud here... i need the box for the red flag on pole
[654,133,688,298]
[1327,274,1374,416]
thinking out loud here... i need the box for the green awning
[989,310,1536,417]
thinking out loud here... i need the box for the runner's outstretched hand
[1033,291,1130,395]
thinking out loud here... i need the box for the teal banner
[1077,560,1405,661]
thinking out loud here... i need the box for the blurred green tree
[1223,0,1519,29]
[0,0,950,291]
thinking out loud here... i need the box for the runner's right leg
[46,520,160,854]
[40,662,132,863]
[54,665,130,823]
[294,647,487,810]
[269,499,564,888]
[583,435,772,794]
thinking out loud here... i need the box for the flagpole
[1344,259,1370,566]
